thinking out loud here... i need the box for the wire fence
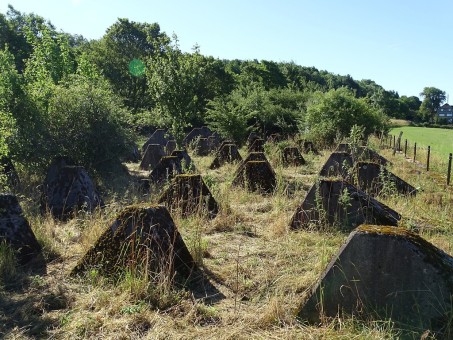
[382,133,453,185]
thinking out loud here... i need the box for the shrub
[303,87,388,146]
[46,74,134,173]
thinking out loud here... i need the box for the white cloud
[71,0,82,6]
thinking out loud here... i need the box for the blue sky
[1,0,453,100]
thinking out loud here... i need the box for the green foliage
[88,18,169,113]
[0,47,19,162]
[148,41,217,142]
[303,87,388,146]
[46,74,134,173]
[206,84,306,143]
[419,87,446,123]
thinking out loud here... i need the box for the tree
[147,41,229,141]
[0,47,19,159]
[399,95,421,120]
[303,87,388,145]
[419,87,446,123]
[46,74,133,173]
[89,18,169,113]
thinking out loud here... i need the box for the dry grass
[3,137,452,339]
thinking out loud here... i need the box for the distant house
[437,103,453,123]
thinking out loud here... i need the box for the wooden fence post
[413,143,417,162]
[427,146,431,171]
[448,153,452,185]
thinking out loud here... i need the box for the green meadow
[390,126,453,159]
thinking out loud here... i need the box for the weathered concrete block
[217,139,235,152]
[319,152,353,178]
[40,161,103,220]
[165,140,177,156]
[0,194,41,264]
[149,156,183,184]
[336,143,389,165]
[158,174,218,218]
[210,143,242,169]
[267,133,283,143]
[248,138,265,153]
[192,137,210,156]
[233,152,269,178]
[182,126,213,146]
[72,205,195,278]
[139,144,165,170]
[298,225,453,335]
[301,141,318,155]
[282,146,305,166]
[355,161,417,196]
[247,132,258,146]
[208,135,221,151]
[171,150,196,173]
[233,160,276,194]
[290,179,400,230]
[142,129,173,152]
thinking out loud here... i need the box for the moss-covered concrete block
[139,144,165,170]
[0,194,42,264]
[298,225,453,335]
[71,205,195,278]
[210,143,242,169]
[158,174,218,218]
[40,160,103,220]
[290,179,400,230]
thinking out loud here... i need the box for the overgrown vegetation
[2,4,453,339]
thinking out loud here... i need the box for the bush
[46,74,134,173]
[303,87,388,145]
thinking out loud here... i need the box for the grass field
[390,126,453,159]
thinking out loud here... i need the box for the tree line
[0,5,446,178]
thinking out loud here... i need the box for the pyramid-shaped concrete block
[298,225,453,334]
[142,129,173,152]
[139,144,165,170]
[149,156,183,184]
[182,126,212,146]
[192,137,210,156]
[319,152,353,178]
[40,160,103,220]
[210,143,242,169]
[165,140,177,155]
[208,134,221,151]
[290,179,400,230]
[217,139,235,152]
[267,133,283,143]
[300,140,319,155]
[248,138,265,152]
[233,160,276,194]
[171,150,196,173]
[282,146,305,166]
[158,174,218,218]
[246,132,260,147]
[0,194,42,264]
[72,205,195,278]
[233,152,271,178]
[336,143,389,165]
[356,161,417,196]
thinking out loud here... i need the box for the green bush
[46,74,134,173]
[303,87,388,146]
